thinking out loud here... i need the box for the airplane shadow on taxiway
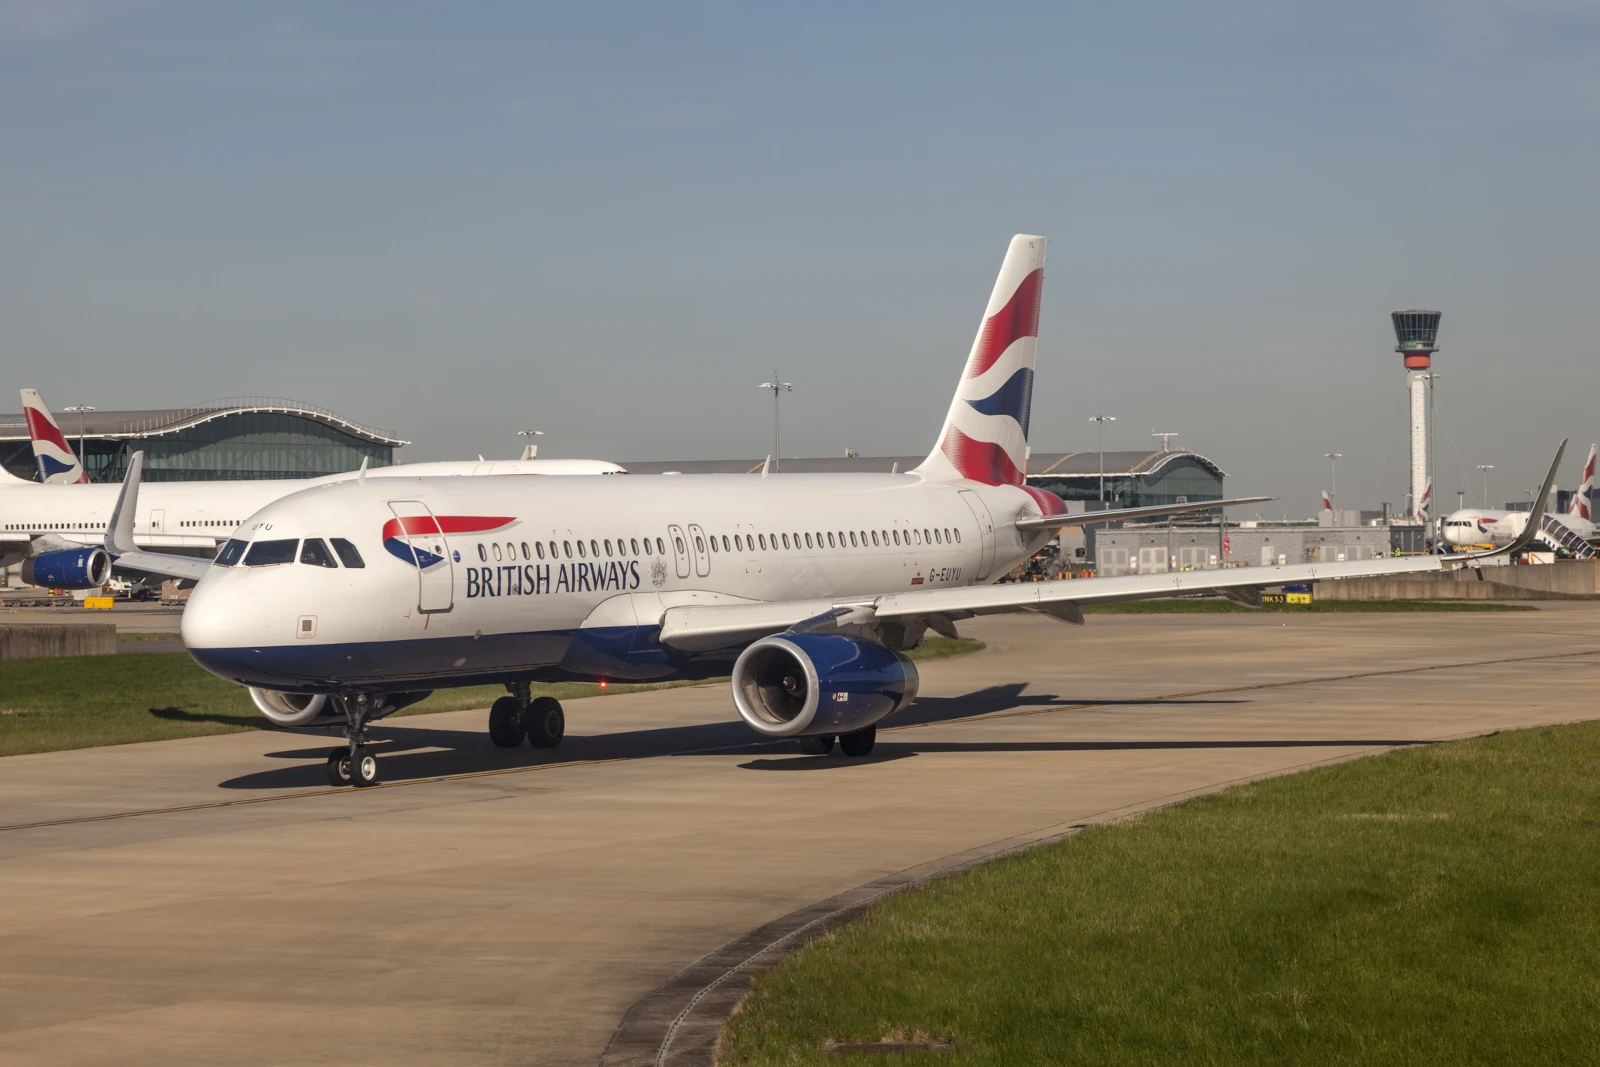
[215,682,1426,791]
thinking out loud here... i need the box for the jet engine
[731,632,919,739]
[22,547,111,590]
[247,688,435,728]
[249,688,331,727]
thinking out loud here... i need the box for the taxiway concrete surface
[2,606,1598,1065]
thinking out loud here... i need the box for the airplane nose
[181,577,269,650]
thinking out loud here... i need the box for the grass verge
[721,721,1600,1066]
[1082,599,1537,614]
[0,635,982,758]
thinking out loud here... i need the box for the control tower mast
[1392,310,1441,520]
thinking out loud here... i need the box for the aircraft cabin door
[957,490,997,581]
[149,509,165,536]
[386,500,455,613]
[667,524,691,579]
[687,523,711,577]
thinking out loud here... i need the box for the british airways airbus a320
[108,235,1560,787]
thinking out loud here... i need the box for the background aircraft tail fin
[21,389,88,484]
[914,234,1046,486]
[1572,443,1595,521]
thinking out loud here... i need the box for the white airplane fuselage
[182,472,1042,694]
[0,459,626,560]
[1438,507,1593,549]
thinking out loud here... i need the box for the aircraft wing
[103,451,212,581]
[656,553,1446,650]
[1015,495,1273,532]
[656,442,1568,652]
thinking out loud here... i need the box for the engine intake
[732,633,918,739]
[23,547,111,590]
[249,688,331,727]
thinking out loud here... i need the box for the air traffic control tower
[1392,309,1442,520]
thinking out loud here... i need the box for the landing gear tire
[797,735,835,755]
[489,696,526,747]
[325,749,352,786]
[523,697,565,748]
[839,725,877,758]
[349,746,379,787]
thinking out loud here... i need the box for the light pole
[759,373,793,472]
[1477,465,1494,508]
[517,428,544,460]
[62,405,95,480]
[1324,453,1342,512]
[1088,415,1116,503]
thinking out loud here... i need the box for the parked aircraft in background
[1439,443,1595,556]
[104,234,1549,788]
[0,389,627,585]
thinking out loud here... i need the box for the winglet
[761,456,771,479]
[1460,439,1566,561]
[106,451,144,556]
[358,456,369,484]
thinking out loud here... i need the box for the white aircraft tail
[21,389,88,484]
[913,235,1046,486]
[1571,443,1595,522]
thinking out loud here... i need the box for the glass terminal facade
[0,403,402,483]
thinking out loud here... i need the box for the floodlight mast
[1089,415,1116,502]
[1392,310,1441,520]
[758,373,793,472]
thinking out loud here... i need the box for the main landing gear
[490,682,566,750]
[797,725,877,757]
[326,693,382,788]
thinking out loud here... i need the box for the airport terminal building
[0,398,407,483]
[622,448,1227,509]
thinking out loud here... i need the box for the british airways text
[466,560,642,599]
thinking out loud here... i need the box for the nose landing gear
[325,693,383,788]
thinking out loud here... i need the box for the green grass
[115,631,184,641]
[1082,599,1537,614]
[0,635,982,757]
[721,722,1600,1066]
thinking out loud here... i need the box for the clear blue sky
[3,1,1597,512]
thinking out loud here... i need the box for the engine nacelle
[249,688,331,727]
[247,688,434,728]
[732,633,919,739]
[22,547,111,590]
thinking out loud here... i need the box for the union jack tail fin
[914,235,1046,486]
[21,389,88,484]
[1571,443,1595,522]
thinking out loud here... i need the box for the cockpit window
[244,539,299,566]
[300,538,338,569]
[331,538,365,568]
[215,539,248,567]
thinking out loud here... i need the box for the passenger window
[722,535,730,552]
[759,534,768,550]
[954,528,961,543]
[605,539,613,556]
[590,539,599,557]
[694,534,704,553]
[709,536,718,553]
[300,538,338,569]
[578,540,587,558]
[244,539,299,567]
[849,532,857,547]
[631,538,640,555]
[656,537,665,555]
[827,532,836,548]
[871,531,879,546]
[331,538,365,568]
[923,528,931,543]
[521,542,530,559]
[674,535,686,555]
[535,541,545,559]
[550,541,559,558]
[564,541,572,558]
[215,539,248,566]
[478,544,488,562]
[493,543,503,561]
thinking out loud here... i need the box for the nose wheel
[327,694,382,788]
